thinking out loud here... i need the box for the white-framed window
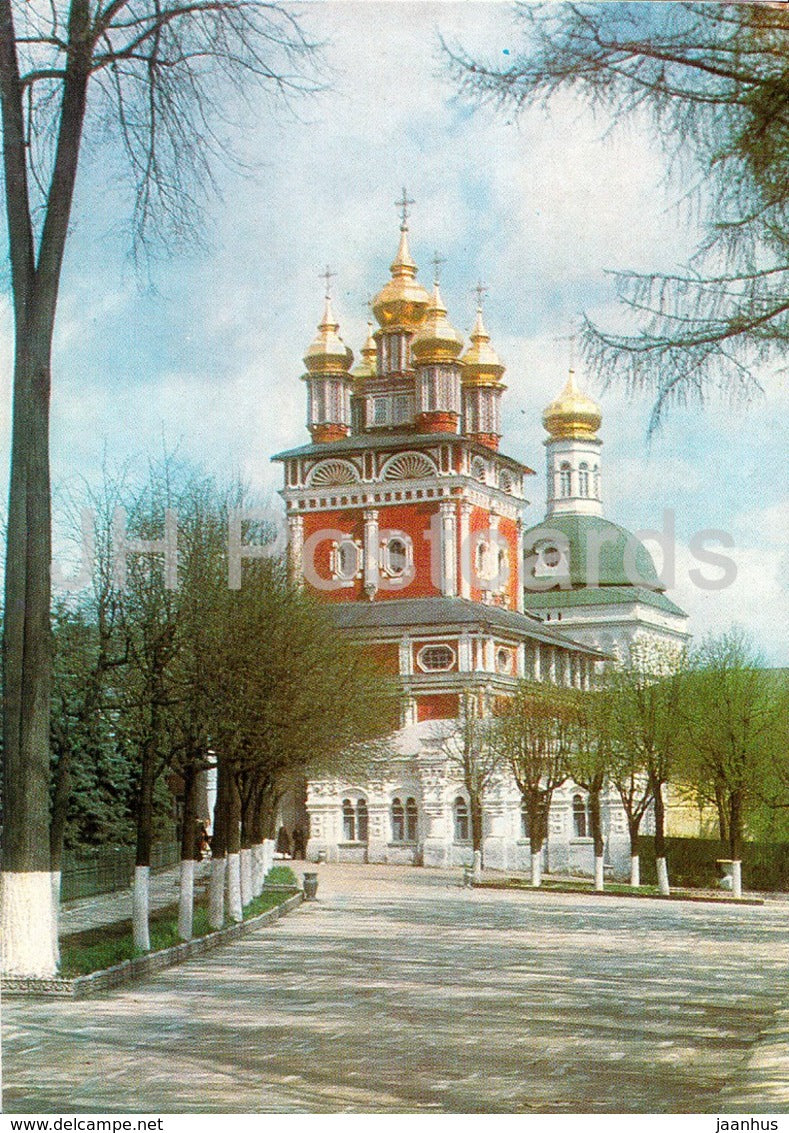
[559,462,572,497]
[342,798,369,843]
[380,532,414,580]
[393,394,411,424]
[579,462,590,498]
[471,455,487,482]
[330,538,362,583]
[454,796,470,843]
[373,397,389,425]
[520,799,531,840]
[391,796,418,842]
[496,646,513,675]
[417,644,455,672]
[572,794,588,839]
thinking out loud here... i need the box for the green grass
[59,887,294,977]
[264,864,299,886]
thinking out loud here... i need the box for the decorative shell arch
[308,459,360,487]
[381,451,438,481]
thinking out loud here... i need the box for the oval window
[417,644,455,672]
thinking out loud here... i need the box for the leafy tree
[679,628,785,895]
[444,2,789,431]
[0,0,319,977]
[607,639,686,893]
[565,686,614,891]
[493,681,574,887]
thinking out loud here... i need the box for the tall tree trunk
[715,781,729,848]
[209,760,228,930]
[49,740,72,949]
[729,789,744,898]
[133,735,155,952]
[470,795,484,870]
[588,783,605,892]
[528,796,546,887]
[226,768,243,922]
[627,813,641,887]
[178,762,198,941]
[652,778,670,895]
[0,0,91,979]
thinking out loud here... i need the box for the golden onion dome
[410,282,464,363]
[462,306,506,386]
[352,320,378,381]
[542,370,602,439]
[371,225,431,329]
[303,294,353,376]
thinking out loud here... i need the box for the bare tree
[493,681,573,887]
[435,694,501,874]
[444,2,789,432]
[0,0,319,976]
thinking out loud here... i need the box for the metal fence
[60,840,180,902]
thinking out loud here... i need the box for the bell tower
[542,370,603,517]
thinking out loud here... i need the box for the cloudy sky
[1,1,786,661]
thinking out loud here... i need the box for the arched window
[391,797,405,842]
[454,796,470,843]
[572,794,588,839]
[342,799,356,842]
[356,799,369,843]
[579,462,590,497]
[559,462,572,497]
[405,797,418,842]
[520,799,530,840]
[383,536,409,577]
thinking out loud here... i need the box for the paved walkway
[3,864,788,1113]
[59,861,213,937]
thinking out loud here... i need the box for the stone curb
[474,881,765,906]
[2,890,303,1000]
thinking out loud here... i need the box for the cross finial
[431,251,446,286]
[395,187,415,230]
[320,265,336,299]
[474,280,489,310]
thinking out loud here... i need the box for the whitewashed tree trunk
[252,844,265,896]
[473,849,482,880]
[178,859,195,940]
[263,839,274,878]
[732,860,743,899]
[594,856,605,892]
[530,853,542,888]
[0,872,59,977]
[51,870,62,960]
[227,852,243,922]
[656,857,671,896]
[240,848,252,907]
[209,856,226,930]
[133,866,151,952]
[630,855,640,887]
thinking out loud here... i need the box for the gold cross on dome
[320,265,336,299]
[474,280,489,310]
[395,188,415,229]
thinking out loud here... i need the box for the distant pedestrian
[292,826,306,859]
[276,825,291,857]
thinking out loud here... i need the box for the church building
[273,201,689,878]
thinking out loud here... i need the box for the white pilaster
[459,500,472,599]
[440,501,458,597]
[363,508,379,599]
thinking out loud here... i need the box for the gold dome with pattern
[410,282,464,363]
[462,305,506,387]
[303,295,353,375]
[352,320,378,381]
[543,370,602,439]
[371,224,431,329]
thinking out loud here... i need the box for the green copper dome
[522,514,663,590]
